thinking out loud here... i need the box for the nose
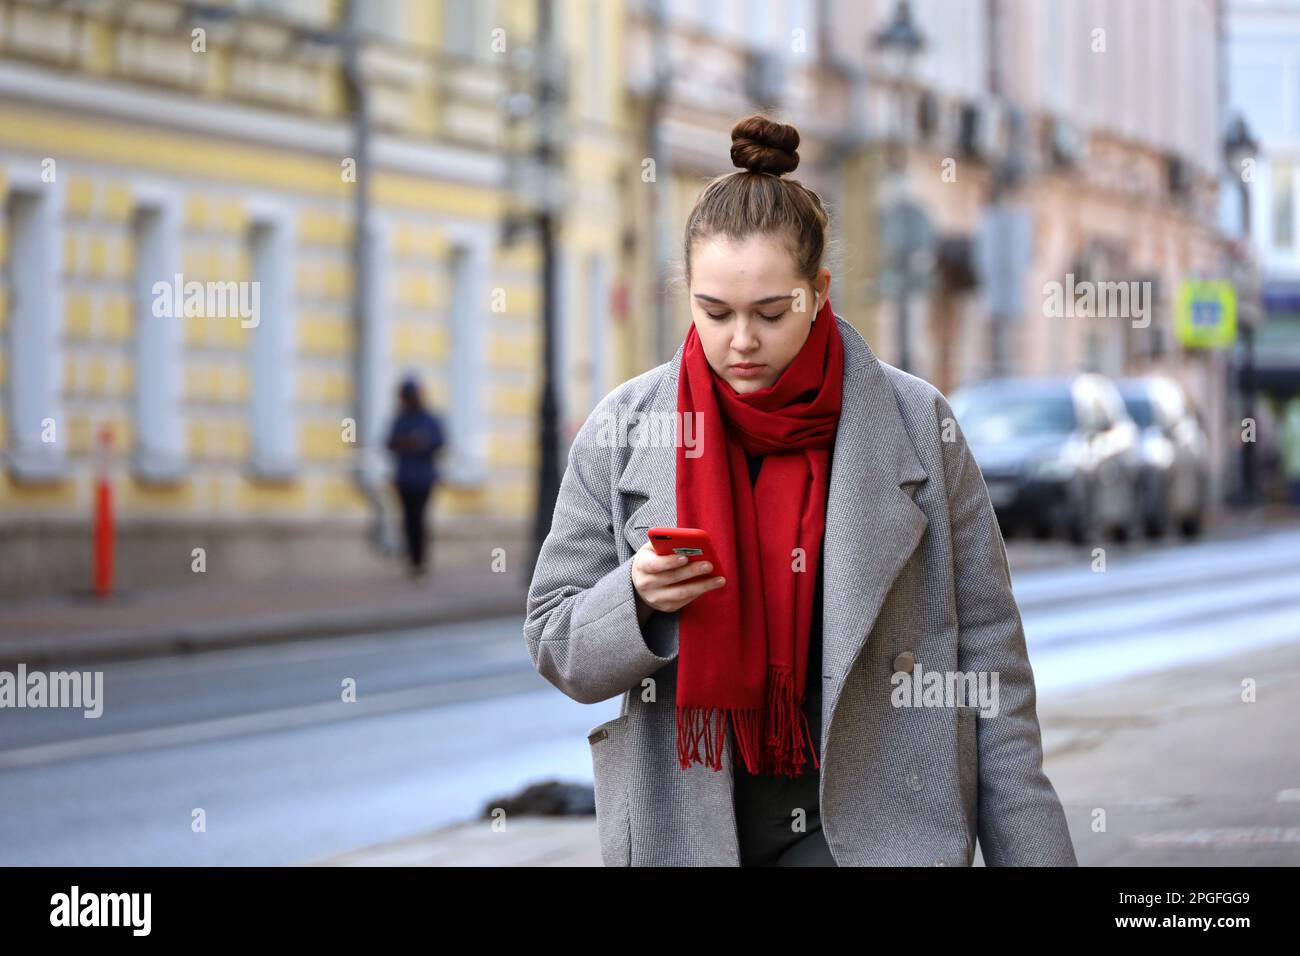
[730,316,759,355]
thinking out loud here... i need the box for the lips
[730,363,765,369]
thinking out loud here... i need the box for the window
[956,390,1078,441]
[235,0,331,26]
[585,0,605,120]
[443,0,492,58]
[132,201,185,481]
[355,0,404,41]
[248,217,297,478]
[4,185,64,481]
[446,242,487,484]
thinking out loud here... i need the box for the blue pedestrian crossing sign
[1175,280,1236,349]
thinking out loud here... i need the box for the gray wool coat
[523,314,1078,867]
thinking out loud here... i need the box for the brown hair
[678,114,835,294]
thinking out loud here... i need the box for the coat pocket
[620,492,675,556]
[956,705,980,861]
[587,714,632,866]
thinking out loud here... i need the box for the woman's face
[688,233,831,395]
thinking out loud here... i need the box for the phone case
[646,526,723,580]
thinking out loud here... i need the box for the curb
[0,590,528,668]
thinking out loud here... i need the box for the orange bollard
[93,425,114,598]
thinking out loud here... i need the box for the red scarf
[674,295,843,776]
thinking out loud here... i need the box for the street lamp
[873,0,925,171]
[873,0,926,72]
[1224,113,1259,237]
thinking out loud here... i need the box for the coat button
[893,651,916,674]
[907,770,924,791]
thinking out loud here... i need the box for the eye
[703,310,784,321]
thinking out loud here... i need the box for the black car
[949,375,1142,544]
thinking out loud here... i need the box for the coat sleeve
[523,397,678,705]
[936,393,1079,866]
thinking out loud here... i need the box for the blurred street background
[1,0,1299,866]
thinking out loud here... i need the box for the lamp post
[873,1,926,165]
[527,0,567,576]
[873,1,927,374]
[1224,113,1260,505]
[1224,114,1258,237]
[500,8,568,576]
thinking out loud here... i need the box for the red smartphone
[646,527,723,581]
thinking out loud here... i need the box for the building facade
[1228,0,1300,408]
[0,0,556,596]
[613,0,1233,500]
[827,0,1233,500]
[0,0,1247,598]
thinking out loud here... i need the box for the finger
[660,575,726,604]
[663,559,716,584]
[637,546,693,574]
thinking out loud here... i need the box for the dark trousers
[733,762,837,866]
[397,483,432,570]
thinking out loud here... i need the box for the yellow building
[0,0,632,597]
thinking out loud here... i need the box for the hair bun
[730,114,800,176]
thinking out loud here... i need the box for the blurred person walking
[386,377,446,578]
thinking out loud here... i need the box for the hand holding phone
[631,526,727,619]
[646,527,723,579]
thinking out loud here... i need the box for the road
[2,526,1298,865]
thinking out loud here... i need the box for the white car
[1118,377,1210,538]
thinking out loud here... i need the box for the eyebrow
[693,293,795,306]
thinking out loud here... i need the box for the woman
[385,377,445,578]
[524,115,1077,867]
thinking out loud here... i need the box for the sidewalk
[307,638,1300,866]
[0,565,528,668]
[2,505,1294,669]
[312,817,603,867]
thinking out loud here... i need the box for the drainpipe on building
[342,1,390,554]
[647,0,672,367]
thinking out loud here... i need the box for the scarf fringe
[676,666,821,777]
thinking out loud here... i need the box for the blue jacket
[387,408,445,489]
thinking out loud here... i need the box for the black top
[733,448,826,777]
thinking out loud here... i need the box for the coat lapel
[819,321,929,691]
[613,315,929,727]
